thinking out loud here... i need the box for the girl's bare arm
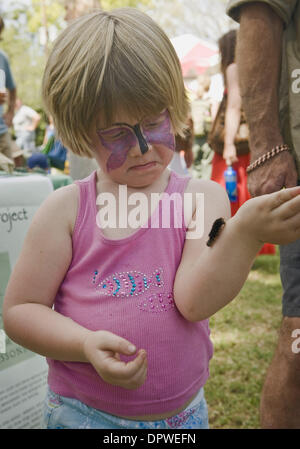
[3,184,91,361]
[3,185,147,389]
[174,179,300,322]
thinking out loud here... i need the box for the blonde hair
[42,8,189,157]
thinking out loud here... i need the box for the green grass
[205,250,282,428]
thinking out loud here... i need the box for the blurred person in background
[227,0,300,428]
[0,16,19,170]
[190,74,214,179]
[13,98,41,156]
[210,30,250,214]
[169,112,194,176]
[192,74,212,148]
[208,71,224,122]
[209,29,275,254]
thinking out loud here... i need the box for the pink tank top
[47,170,213,416]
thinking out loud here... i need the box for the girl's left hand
[223,143,238,166]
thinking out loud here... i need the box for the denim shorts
[43,387,209,429]
[280,238,300,317]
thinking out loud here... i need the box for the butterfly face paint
[96,109,175,172]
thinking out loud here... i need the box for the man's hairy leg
[260,317,300,428]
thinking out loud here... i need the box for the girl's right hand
[83,330,147,390]
[234,186,300,245]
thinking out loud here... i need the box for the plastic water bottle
[224,165,237,203]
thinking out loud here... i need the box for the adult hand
[83,330,147,390]
[223,143,238,166]
[234,185,300,246]
[248,151,298,197]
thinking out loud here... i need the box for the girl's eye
[144,119,164,130]
[103,130,127,141]
[143,111,166,129]
[146,122,159,128]
[112,132,126,139]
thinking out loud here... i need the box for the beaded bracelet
[246,144,290,174]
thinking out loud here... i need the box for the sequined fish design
[92,267,175,313]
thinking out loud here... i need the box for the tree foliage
[101,0,151,10]
[0,0,155,143]
[1,23,46,109]
[144,0,236,40]
[27,0,65,35]
[0,0,234,138]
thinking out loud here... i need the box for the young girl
[3,8,300,429]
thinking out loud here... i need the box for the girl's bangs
[98,87,168,129]
[96,54,170,128]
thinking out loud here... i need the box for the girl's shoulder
[37,183,79,235]
[185,177,228,197]
[184,177,231,222]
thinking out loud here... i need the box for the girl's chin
[97,160,171,184]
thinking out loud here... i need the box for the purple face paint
[142,110,175,152]
[96,109,175,172]
[97,127,136,172]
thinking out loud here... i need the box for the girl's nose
[128,142,142,157]
[128,139,152,158]
[133,124,149,154]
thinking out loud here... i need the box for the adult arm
[236,2,297,195]
[223,63,240,166]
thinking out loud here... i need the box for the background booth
[0,174,53,429]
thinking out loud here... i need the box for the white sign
[0,174,53,429]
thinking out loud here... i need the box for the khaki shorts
[0,131,23,160]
